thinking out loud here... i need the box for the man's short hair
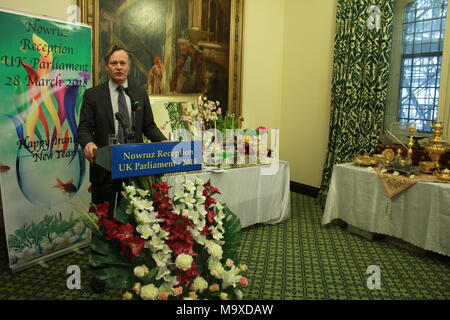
[104,45,132,65]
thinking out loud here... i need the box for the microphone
[115,112,134,143]
[115,112,129,130]
[124,87,139,131]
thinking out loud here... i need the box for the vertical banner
[0,9,92,271]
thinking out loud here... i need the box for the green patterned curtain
[318,0,394,206]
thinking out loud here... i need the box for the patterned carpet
[0,192,449,300]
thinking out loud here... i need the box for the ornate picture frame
[78,0,244,116]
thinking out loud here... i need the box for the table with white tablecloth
[163,161,291,228]
[322,163,450,257]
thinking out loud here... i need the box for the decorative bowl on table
[353,155,376,166]
[436,168,450,181]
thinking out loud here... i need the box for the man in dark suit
[78,46,167,216]
[78,46,168,293]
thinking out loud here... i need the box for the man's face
[105,49,130,85]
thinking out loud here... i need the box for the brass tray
[436,169,450,181]
[353,155,376,167]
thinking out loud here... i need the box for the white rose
[192,276,208,292]
[140,284,159,300]
[134,265,149,278]
[209,261,225,278]
[175,254,193,271]
[207,242,223,258]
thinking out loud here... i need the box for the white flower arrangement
[107,175,249,300]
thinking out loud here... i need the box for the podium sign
[110,141,202,179]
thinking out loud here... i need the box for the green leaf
[91,266,132,280]
[15,228,25,239]
[221,204,242,263]
[115,198,135,225]
[89,252,131,267]
[90,234,120,256]
[105,273,136,289]
[91,266,136,289]
[133,249,155,268]
[141,267,158,283]
[48,221,59,234]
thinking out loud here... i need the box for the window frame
[385,0,450,139]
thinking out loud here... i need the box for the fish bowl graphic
[16,146,86,209]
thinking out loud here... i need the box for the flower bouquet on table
[78,175,249,300]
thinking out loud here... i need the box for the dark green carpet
[0,192,449,300]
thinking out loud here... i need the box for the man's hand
[84,143,98,163]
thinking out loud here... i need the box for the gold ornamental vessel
[422,122,449,171]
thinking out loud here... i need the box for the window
[397,0,448,132]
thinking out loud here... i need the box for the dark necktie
[117,85,130,143]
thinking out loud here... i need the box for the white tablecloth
[163,161,291,228]
[322,163,450,257]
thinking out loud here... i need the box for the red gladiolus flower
[93,201,110,219]
[98,218,120,241]
[115,224,135,242]
[158,197,174,212]
[97,201,110,213]
[153,181,171,195]
[153,191,163,202]
[205,196,216,206]
[202,225,212,235]
[206,209,216,224]
[120,235,145,259]
[203,180,220,195]
[128,236,145,257]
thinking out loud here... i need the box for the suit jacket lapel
[100,82,115,132]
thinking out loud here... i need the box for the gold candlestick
[407,126,415,165]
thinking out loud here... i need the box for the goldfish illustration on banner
[0,163,11,174]
[53,177,78,195]
[0,9,92,269]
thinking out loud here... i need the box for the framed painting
[78,0,244,116]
